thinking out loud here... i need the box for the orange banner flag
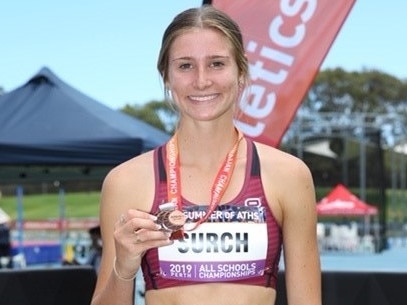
[207,0,356,147]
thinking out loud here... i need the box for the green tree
[304,68,407,113]
[121,100,178,134]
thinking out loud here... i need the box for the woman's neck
[175,122,239,166]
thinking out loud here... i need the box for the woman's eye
[179,63,192,70]
[211,61,225,68]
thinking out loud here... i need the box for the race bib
[158,204,268,281]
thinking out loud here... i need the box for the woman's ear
[238,77,244,88]
[164,83,172,100]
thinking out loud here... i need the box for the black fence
[0,266,96,305]
[0,267,405,305]
[276,271,406,305]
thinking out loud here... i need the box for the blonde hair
[157,5,249,93]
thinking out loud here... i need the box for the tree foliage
[293,68,407,148]
[121,100,178,134]
[304,68,407,114]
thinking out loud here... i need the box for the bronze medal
[156,208,186,232]
[156,202,186,240]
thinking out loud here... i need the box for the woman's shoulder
[252,140,312,180]
[100,149,157,211]
[102,149,156,190]
[253,141,308,164]
[252,141,315,218]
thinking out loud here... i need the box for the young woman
[91,5,321,305]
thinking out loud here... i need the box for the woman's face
[166,27,241,122]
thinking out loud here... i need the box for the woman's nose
[194,67,212,89]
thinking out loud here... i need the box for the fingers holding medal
[116,209,177,245]
[156,202,186,240]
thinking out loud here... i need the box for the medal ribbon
[166,129,243,231]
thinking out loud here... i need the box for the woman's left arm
[279,156,322,305]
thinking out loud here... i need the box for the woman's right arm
[90,155,172,305]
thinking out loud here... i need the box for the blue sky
[1,0,406,109]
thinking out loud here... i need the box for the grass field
[0,188,406,222]
[0,191,100,219]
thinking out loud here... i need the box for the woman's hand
[112,209,173,279]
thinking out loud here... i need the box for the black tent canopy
[0,67,169,182]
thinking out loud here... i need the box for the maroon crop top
[140,139,282,290]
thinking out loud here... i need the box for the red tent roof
[316,184,378,216]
